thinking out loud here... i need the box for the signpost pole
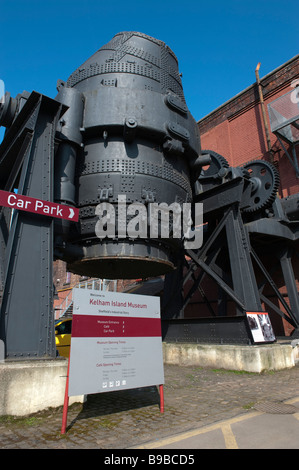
[159,384,164,413]
[61,354,71,435]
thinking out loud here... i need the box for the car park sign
[0,189,79,221]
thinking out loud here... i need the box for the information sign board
[68,288,164,396]
[246,311,276,343]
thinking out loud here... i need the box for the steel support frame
[162,204,263,344]
[185,204,263,315]
[161,316,253,345]
[0,92,63,359]
[277,246,299,326]
[184,235,299,329]
[162,200,299,343]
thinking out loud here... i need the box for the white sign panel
[68,288,164,396]
[246,312,276,343]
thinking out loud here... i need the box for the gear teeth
[200,150,229,177]
[241,160,280,213]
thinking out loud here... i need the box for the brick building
[190,55,299,336]
[53,259,138,319]
[198,55,299,196]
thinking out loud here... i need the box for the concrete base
[1,342,298,416]
[0,358,85,416]
[163,341,299,373]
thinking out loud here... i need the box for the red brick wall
[195,56,299,336]
[198,56,299,197]
[53,259,142,319]
[53,259,82,292]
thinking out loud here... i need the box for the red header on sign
[72,314,162,338]
[0,190,79,222]
[246,311,268,315]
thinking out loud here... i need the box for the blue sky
[0,0,298,134]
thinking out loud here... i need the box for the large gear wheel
[199,150,229,178]
[242,160,280,213]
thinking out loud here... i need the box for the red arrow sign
[0,190,79,222]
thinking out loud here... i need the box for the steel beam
[0,93,63,359]
[279,246,299,326]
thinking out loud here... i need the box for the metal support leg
[0,93,63,359]
[185,205,262,315]
[279,246,299,327]
[225,206,262,313]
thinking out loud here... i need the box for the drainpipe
[255,62,273,161]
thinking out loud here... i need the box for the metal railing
[268,88,299,143]
[55,278,118,319]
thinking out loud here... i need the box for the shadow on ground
[67,386,161,431]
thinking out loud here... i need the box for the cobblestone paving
[1,363,299,449]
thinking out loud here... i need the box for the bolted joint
[123,117,138,143]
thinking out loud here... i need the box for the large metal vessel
[54,31,203,278]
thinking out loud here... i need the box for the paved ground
[1,361,299,450]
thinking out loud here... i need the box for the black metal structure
[0,32,208,359]
[162,152,299,343]
[53,31,206,280]
[0,92,65,358]
[0,32,298,357]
